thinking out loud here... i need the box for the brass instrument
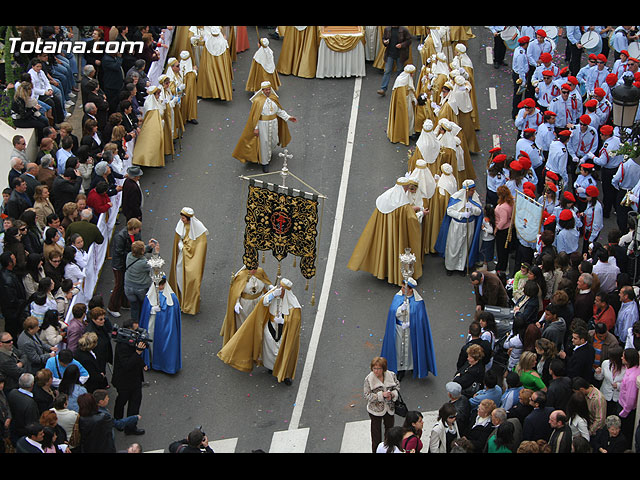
[621,190,634,207]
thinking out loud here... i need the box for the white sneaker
[64,112,72,119]
[107,309,121,318]
[68,92,76,98]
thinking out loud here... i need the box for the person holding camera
[110,319,147,424]
[168,427,214,453]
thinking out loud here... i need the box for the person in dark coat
[101,51,124,112]
[548,410,574,453]
[560,326,595,382]
[77,392,116,453]
[6,178,32,220]
[7,373,40,445]
[50,168,82,217]
[591,415,628,453]
[377,26,412,96]
[121,166,143,221]
[0,252,28,339]
[545,359,573,412]
[73,332,109,393]
[111,320,146,421]
[14,423,45,453]
[522,390,554,442]
[471,271,510,311]
[457,321,492,371]
[84,307,113,376]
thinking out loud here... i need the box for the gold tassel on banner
[277,262,281,277]
[305,279,309,291]
[261,251,265,264]
[293,256,297,267]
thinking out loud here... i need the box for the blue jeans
[380,55,401,92]
[124,282,150,323]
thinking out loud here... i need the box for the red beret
[559,66,569,75]
[519,98,536,108]
[542,69,554,77]
[544,110,557,117]
[519,157,532,169]
[586,185,599,198]
[523,181,535,191]
[558,129,571,137]
[519,36,530,44]
[492,153,507,163]
[523,128,536,135]
[546,182,558,192]
[544,214,556,225]
[594,87,606,97]
[589,53,597,61]
[584,99,598,108]
[606,73,618,86]
[546,171,559,181]
[567,76,578,85]
[600,125,614,136]
[563,191,576,202]
[510,160,523,171]
[559,209,573,221]
[489,146,502,154]
[597,53,607,62]
[621,50,629,57]
[524,188,536,198]
[581,163,595,170]
[536,29,547,38]
[539,52,552,63]
[580,114,591,125]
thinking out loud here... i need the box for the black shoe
[396,370,405,381]
[283,378,292,386]
[446,269,453,276]
[262,164,269,173]
[189,119,199,125]
[268,32,280,40]
[125,428,145,436]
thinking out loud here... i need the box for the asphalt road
[89,26,620,453]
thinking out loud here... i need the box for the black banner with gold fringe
[243,184,319,279]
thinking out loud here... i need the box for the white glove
[401,321,410,330]
[465,201,474,210]
[460,210,471,219]
[576,187,585,195]
[630,194,639,203]
[274,314,285,325]
[234,301,243,314]
[151,305,161,314]
[571,155,579,163]
[273,287,282,297]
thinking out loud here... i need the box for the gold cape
[425,187,452,254]
[196,47,233,101]
[387,85,413,146]
[232,92,292,164]
[161,100,175,156]
[132,108,165,167]
[168,223,208,315]
[245,60,282,92]
[347,203,423,286]
[181,70,198,122]
[219,268,272,346]
[217,293,302,383]
[276,26,319,78]
[168,26,193,61]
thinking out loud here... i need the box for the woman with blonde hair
[11,81,50,139]
[515,350,547,392]
[364,356,400,453]
[33,185,56,232]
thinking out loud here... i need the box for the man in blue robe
[139,277,182,374]
[380,277,437,380]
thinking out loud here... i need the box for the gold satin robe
[132,108,165,168]
[181,70,198,122]
[245,59,282,92]
[276,26,319,78]
[347,204,423,286]
[217,294,302,383]
[168,223,208,315]
[219,268,272,346]
[387,85,414,146]
[196,44,233,101]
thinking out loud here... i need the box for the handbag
[394,390,408,417]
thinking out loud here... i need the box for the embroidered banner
[514,190,544,244]
[243,184,319,279]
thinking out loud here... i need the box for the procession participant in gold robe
[425,163,458,254]
[219,266,273,347]
[188,26,207,68]
[157,75,176,156]
[164,59,187,136]
[387,64,417,146]
[167,26,193,62]
[179,50,198,125]
[413,66,437,138]
[196,26,233,101]
[132,85,165,168]
[245,38,281,93]
[232,81,296,172]
[418,26,446,66]
[447,26,475,52]
[276,26,319,79]
[168,207,208,315]
[347,177,425,286]
[429,52,450,105]
[448,74,480,153]
[217,278,302,386]
[451,43,479,130]
[408,159,436,257]
[408,119,440,174]
[436,118,476,185]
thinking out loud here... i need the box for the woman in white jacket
[428,402,461,453]
[364,356,400,453]
[593,345,626,416]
